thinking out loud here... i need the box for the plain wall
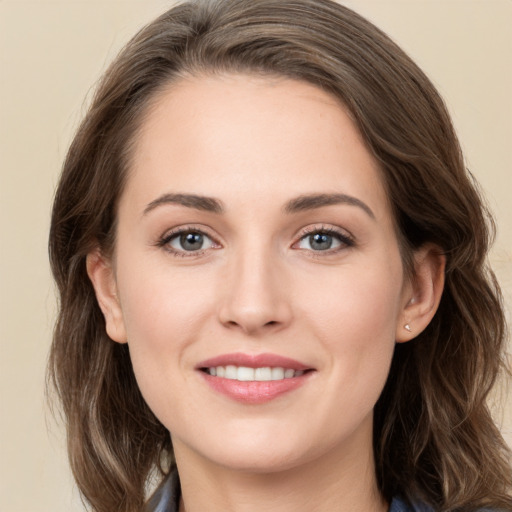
[1,1,510,510]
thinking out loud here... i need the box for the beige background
[1,1,511,511]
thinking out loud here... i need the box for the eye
[160,229,218,254]
[295,228,354,252]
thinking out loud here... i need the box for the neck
[174,420,387,512]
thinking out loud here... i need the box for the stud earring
[404,324,412,332]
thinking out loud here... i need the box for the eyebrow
[284,193,375,219]
[143,193,224,215]
[143,192,375,219]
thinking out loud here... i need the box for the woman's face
[98,74,414,473]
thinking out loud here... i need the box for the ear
[396,244,446,343]
[86,249,127,344]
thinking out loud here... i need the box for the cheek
[296,257,403,398]
[299,261,402,342]
[117,251,215,339]
[114,257,218,397]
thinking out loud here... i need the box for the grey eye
[309,233,334,250]
[169,231,214,252]
[297,232,344,251]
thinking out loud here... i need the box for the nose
[217,248,293,336]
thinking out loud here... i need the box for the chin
[188,426,337,476]
[209,448,310,475]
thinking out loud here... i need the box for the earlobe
[396,244,446,343]
[86,249,128,344]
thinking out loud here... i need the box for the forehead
[124,73,391,220]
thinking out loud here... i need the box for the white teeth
[271,367,284,380]
[225,365,237,379]
[207,366,305,381]
[255,367,272,381]
[237,367,254,381]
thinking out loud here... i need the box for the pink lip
[196,352,311,371]
[196,353,314,405]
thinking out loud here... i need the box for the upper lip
[196,353,312,371]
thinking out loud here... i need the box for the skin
[88,74,444,512]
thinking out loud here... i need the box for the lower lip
[200,372,312,404]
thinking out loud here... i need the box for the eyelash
[294,225,355,255]
[156,224,355,258]
[156,226,220,258]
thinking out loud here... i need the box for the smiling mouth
[201,365,307,381]
[197,354,315,404]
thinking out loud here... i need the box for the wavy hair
[48,1,512,510]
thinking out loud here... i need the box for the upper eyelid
[157,225,222,250]
[160,224,217,239]
[295,224,354,240]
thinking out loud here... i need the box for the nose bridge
[218,237,291,334]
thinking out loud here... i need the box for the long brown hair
[48,1,512,510]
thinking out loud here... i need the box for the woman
[48,0,512,511]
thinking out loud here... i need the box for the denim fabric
[389,497,434,512]
[144,470,180,512]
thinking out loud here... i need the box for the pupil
[310,233,332,250]
[180,232,203,251]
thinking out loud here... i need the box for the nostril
[218,300,292,334]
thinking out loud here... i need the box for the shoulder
[390,497,433,512]
[144,470,180,512]
[389,496,505,512]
